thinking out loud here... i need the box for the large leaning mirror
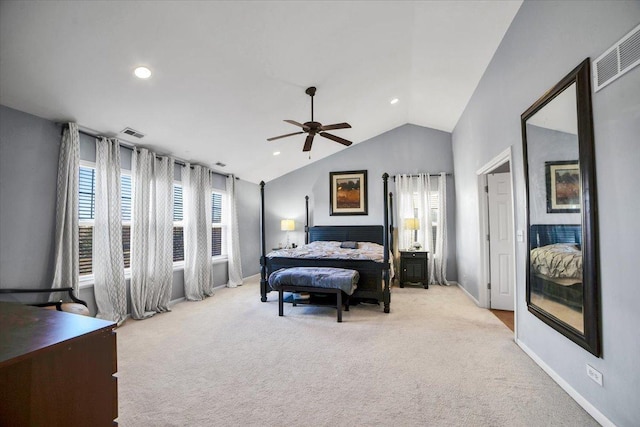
[521,58,600,356]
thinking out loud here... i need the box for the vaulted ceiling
[0,1,522,183]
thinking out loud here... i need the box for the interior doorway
[477,147,517,335]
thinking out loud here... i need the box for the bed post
[305,195,309,245]
[259,181,268,302]
[382,173,391,313]
[389,192,394,254]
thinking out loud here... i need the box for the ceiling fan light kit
[267,86,353,152]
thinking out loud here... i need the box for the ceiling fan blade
[267,131,304,141]
[284,120,309,130]
[303,134,315,152]
[320,132,352,147]
[320,122,351,131]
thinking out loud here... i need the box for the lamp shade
[403,218,420,230]
[280,219,295,231]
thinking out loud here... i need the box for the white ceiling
[0,1,522,183]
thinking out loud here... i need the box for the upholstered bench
[268,267,359,322]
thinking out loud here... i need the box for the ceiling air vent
[594,23,640,92]
[215,162,226,167]
[120,127,145,139]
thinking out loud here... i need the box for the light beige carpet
[116,275,597,426]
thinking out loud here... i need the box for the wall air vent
[120,127,145,139]
[594,23,640,92]
[215,162,226,167]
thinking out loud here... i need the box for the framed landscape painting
[545,160,581,213]
[330,170,368,215]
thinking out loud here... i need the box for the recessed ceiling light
[390,98,399,105]
[134,66,152,79]
[273,151,281,156]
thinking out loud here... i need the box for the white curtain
[430,173,449,285]
[395,173,449,286]
[226,175,243,287]
[183,164,214,300]
[94,137,127,323]
[395,174,430,253]
[51,123,80,299]
[130,149,175,319]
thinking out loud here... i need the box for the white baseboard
[456,282,481,306]
[516,339,614,427]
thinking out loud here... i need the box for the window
[78,165,132,276]
[428,190,439,251]
[121,174,132,269]
[173,183,184,262]
[405,184,440,252]
[79,166,95,276]
[211,191,226,257]
[79,169,228,275]
[171,187,226,261]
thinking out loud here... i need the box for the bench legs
[278,286,348,322]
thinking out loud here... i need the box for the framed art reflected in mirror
[521,58,600,357]
[545,160,581,213]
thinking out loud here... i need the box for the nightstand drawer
[402,251,427,259]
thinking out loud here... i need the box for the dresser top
[0,301,115,367]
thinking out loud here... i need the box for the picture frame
[545,160,581,213]
[329,170,368,216]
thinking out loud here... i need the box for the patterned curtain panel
[94,137,127,323]
[51,123,80,299]
[130,149,175,319]
[183,164,214,300]
[226,175,243,287]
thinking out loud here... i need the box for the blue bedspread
[268,267,359,295]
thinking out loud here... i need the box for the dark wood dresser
[0,301,117,426]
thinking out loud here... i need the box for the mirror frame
[521,58,601,356]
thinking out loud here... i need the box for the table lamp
[403,218,421,250]
[281,219,295,248]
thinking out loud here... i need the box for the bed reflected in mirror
[521,59,600,356]
[525,82,583,333]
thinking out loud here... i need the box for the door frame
[476,146,517,338]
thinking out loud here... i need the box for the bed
[259,174,394,313]
[529,224,582,309]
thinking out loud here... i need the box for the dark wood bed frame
[259,173,394,313]
[529,224,582,309]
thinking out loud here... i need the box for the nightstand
[399,250,429,289]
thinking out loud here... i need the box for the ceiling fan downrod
[306,86,316,122]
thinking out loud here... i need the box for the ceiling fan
[267,86,352,152]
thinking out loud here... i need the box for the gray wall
[0,105,260,314]
[451,1,640,425]
[236,178,261,277]
[0,106,60,289]
[265,123,457,281]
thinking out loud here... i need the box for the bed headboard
[309,225,384,245]
[530,224,581,248]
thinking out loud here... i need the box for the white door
[488,173,514,310]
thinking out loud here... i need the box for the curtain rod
[66,124,233,178]
[393,173,452,181]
